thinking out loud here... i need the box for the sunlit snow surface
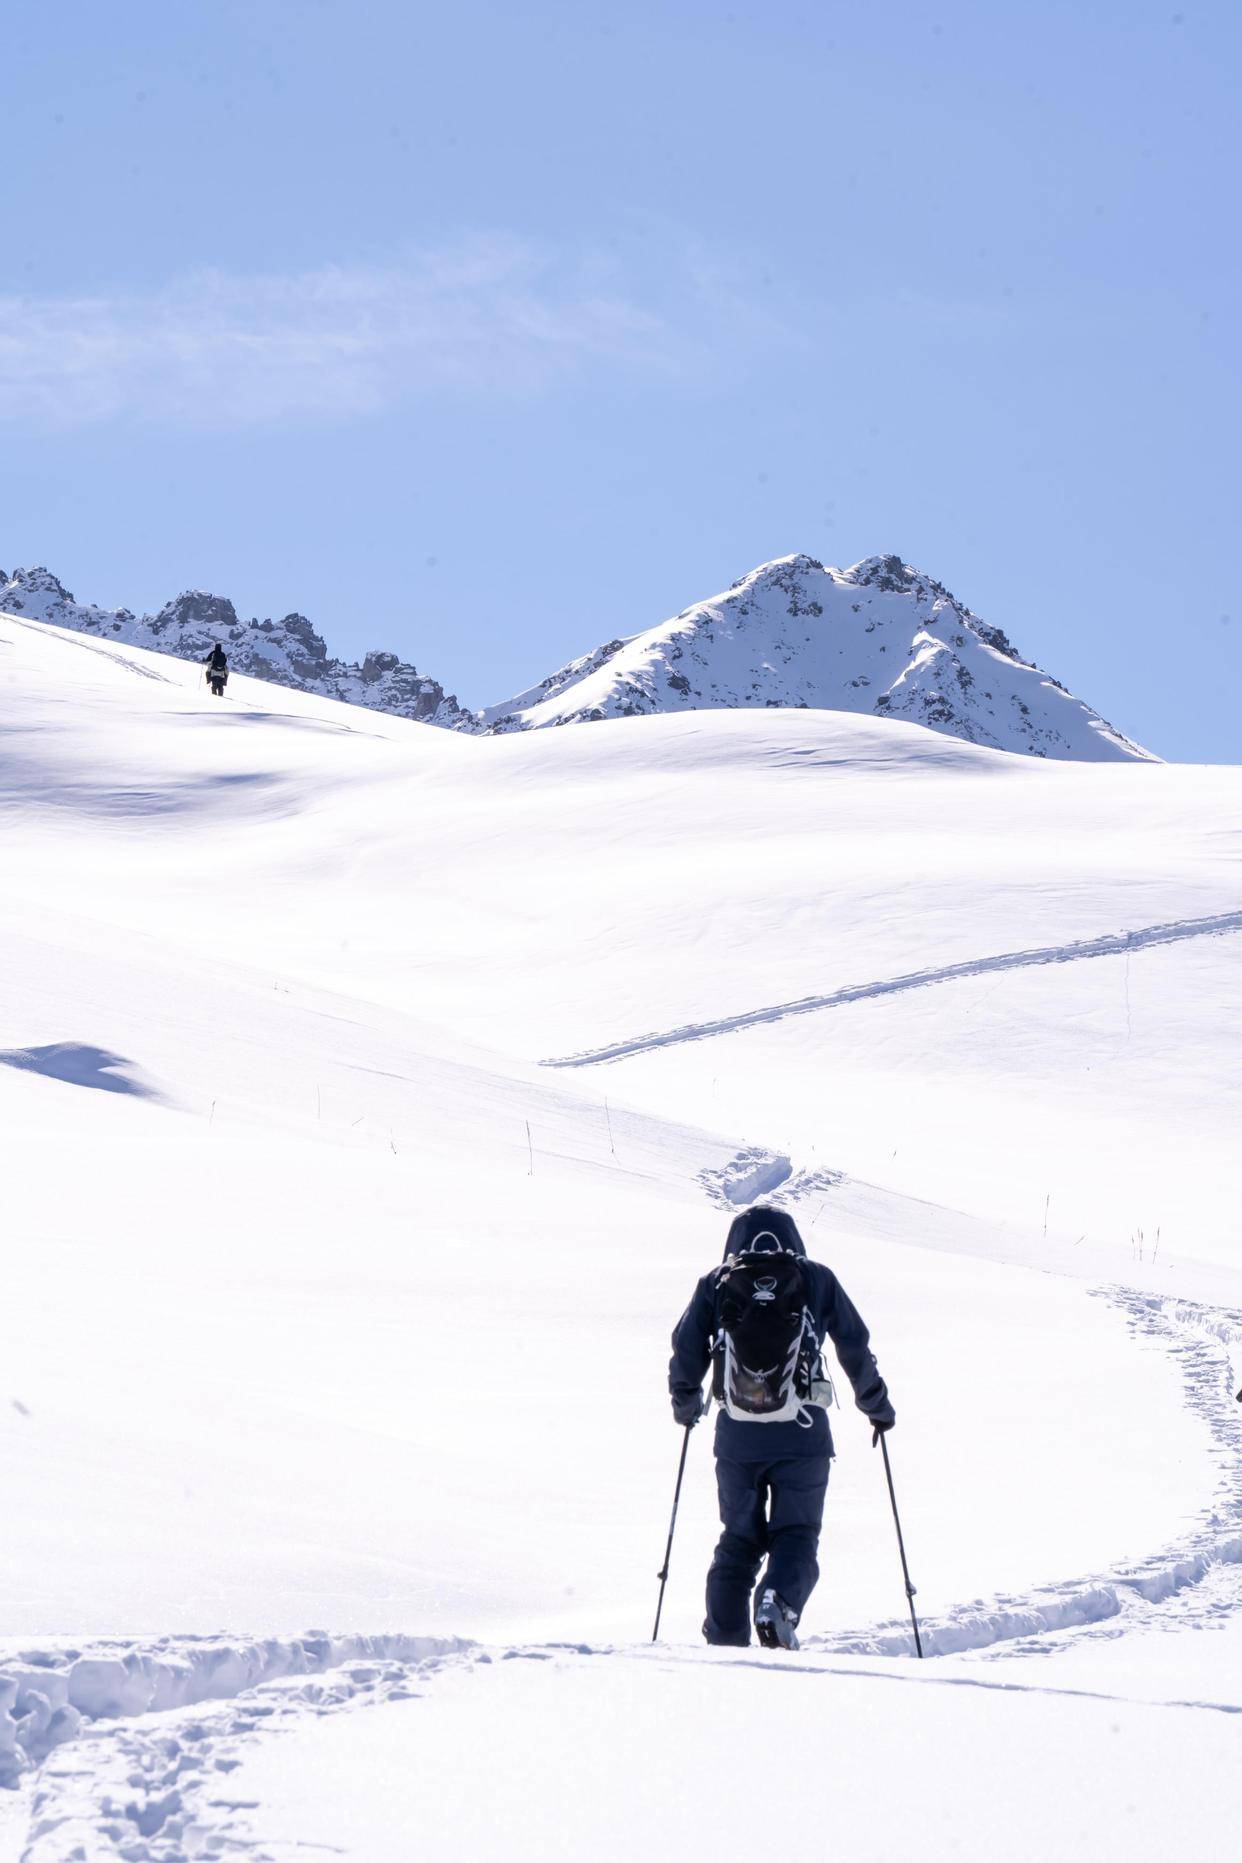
[1,612,1239,1859]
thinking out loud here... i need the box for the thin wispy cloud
[0,238,675,428]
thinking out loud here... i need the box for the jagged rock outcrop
[0,568,475,730]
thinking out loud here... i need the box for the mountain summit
[481,553,1153,760]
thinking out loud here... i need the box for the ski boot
[755,1588,799,1651]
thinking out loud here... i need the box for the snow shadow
[0,762,283,818]
[181,710,370,737]
[0,1043,165,1101]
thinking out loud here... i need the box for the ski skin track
[541,909,1242,1068]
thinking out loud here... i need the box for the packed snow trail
[542,907,1242,1066]
[815,1285,1242,1658]
[0,1636,472,1784]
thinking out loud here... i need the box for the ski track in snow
[695,1147,844,1210]
[14,1644,480,1862]
[5,1291,1241,1856]
[1,615,178,685]
[809,1287,1242,1662]
[541,909,1242,1067]
[0,1635,473,1787]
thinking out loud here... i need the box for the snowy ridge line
[808,1288,1242,1662]
[0,1631,472,1784]
[540,908,1242,1067]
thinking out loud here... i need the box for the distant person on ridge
[668,1204,895,1650]
[203,642,229,698]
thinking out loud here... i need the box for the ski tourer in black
[668,1204,895,1648]
[203,643,229,697]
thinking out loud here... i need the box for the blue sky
[3,0,1238,759]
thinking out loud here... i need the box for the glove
[672,1392,706,1428]
[870,1404,896,1446]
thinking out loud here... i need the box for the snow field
[2,611,1240,1855]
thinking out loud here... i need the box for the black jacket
[668,1206,893,1461]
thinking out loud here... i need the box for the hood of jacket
[721,1204,807,1260]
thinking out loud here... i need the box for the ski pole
[652,1423,694,1643]
[878,1431,924,1658]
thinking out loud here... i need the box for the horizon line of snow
[542,909,1242,1067]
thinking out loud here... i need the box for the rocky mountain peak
[2,565,77,608]
[150,591,241,641]
[731,552,826,591]
[846,553,920,593]
[481,552,1152,761]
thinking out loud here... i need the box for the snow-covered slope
[1,610,1238,1859]
[484,552,1152,759]
[0,564,474,727]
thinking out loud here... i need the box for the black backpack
[711,1251,816,1423]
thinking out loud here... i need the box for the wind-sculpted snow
[543,908,1242,1066]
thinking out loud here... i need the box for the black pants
[705,1453,830,1646]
